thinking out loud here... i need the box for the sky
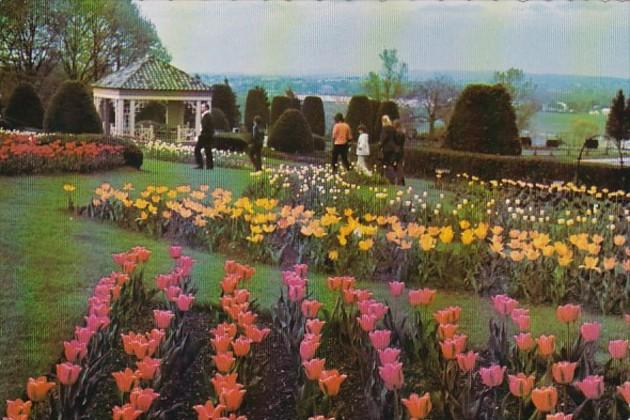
[135,1,630,79]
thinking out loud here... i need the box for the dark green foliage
[301,96,325,136]
[373,100,400,142]
[369,99,381,137]
[213,132,250,152]
[445,84,521,155]
[346,95,372,139]
[606,90,626,142]
[244,86,270,132]
[136,101,165,123]
[270,96,294,126]
[402,147,629,190]
[211,81,240,128]
[269,109,314,154]
[4,82,44,128]
[312,134,327,151]
[44,80,102,134]
[210,108,230,131]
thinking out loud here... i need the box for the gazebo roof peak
[93,55,210,92]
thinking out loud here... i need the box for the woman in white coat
[355,124,372,176]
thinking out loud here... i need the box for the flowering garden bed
[4,245,630,419]
[0,131,142,175]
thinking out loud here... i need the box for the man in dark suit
[194,103,214,169]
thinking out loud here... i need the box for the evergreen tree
[606,90,626,142]
[4,82,44,128]
[346,95,372,139]
[270,96,293,126]
[44,80,102,134]
[211,79,240,129]
[244,86,270,132]
[268,109,314,154]
[301,96,325,136]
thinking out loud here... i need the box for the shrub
[312,134,327,151]
[211,81,240,128]
[301,96,325,136]
[268,109,314,154]
[244,86,270,132]
[270,96,294,126]
[136,101,166,123]
[211,108,230,131]
[373,100,399,143]
[402,147,630,190]
[445,84,521,155]
[44,81,102,134]
[346,95,372,139]
[213,132,250,152]
[4,82,44,129]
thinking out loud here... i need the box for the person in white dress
[355,124,372,176]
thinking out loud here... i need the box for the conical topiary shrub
[5,82,44,129]
[268,109,314,154]
[44,81,102,134]
[301,96,325,136]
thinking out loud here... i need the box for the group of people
[194,104,405,185]
[193,102,264,172]
[330,112,406,185]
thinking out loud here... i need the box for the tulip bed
[76,164,630,314]
[0,130,127,174]
[5,244,630,419]
[136,140,254,169]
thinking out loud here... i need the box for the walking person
[331,113,352,173]
[194,103,214,169]
[378,115,397,183]
[355,123,372,176]
[249,115,265,172]
[392,119,406,185]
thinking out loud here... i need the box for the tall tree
[362,49,408,101]
[405,75,459,135]
[606,90,626,143]
[493,68,538,131]
[211,79,240,129]
[244,86,270,132]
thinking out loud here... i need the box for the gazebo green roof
[93,56,210,91]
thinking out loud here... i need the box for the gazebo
[92,55,212,141]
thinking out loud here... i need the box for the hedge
[44,81,102,134]
[403,147,630,190]
[213,132,250,152]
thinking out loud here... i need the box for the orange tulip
[193,400,226,420]
[129,387,159,412]
[306,319,326,335]
[112,403,143,420]
[437,323,459,340]
[401,392,432,419]
[551,361,577,384]
[617,381,630,405]
[219,384,246,412]
[26,376,55,402]
[232,337,252,357]
[318,369,347,396]
[211,334,233,353]
[532,386,557,413]
[213,352,236,373]
[211,372,239,396]
[112,368,137,393]
[303,358,326,381]
[508,373,535,397]
[456,351,477,372]
[536,335,556,357]
[136,357,160,381]
[5,399,32,419]
[556,304,581,323]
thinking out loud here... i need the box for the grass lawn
[0,158,627,407]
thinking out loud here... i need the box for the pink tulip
[164,285,181,301]
[368,330,391,350]
[155,274,173,290]
[617,381,630,405]
[288,284,305,302]
[408,288,437,306]
[301,299,322,318]
[575,375,604,399]
[378,347,401,366]
[546,414,573,420]
[378,362,404,390]
[480,364,506,388]
[625,314,630,326]
[354,289,373,302]
[56,362,82,385]
[388,281,405,297]
[306,319,326,335]
[511,314,530,331]
[153,310,174,329]
[508,373,535,397]
[293,263,308,278]
[514,333,535,352]
[75,326,94,344]
[300,337,320,361]
[456,351,477,372]
[357,314,378,332]
[63,340,87,363]
[556,304,581,323]
[490,294,519,316]
[176,293,195,311]
[608,339,628,359]
[580,322,601,342]
[169,245,182,259]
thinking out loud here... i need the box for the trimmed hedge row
[403,147,630,190]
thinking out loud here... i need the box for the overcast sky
[135,1,630,79]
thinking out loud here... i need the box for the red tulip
[551,361,577,384]
[575,375,604,399]
[112,368,137,393]
[378,362,404,390]
[580,322,601,342]
[26,376,55,402]
[508,373,535,397]
[480,364,506,388]
[401,392,432,419]
[556,304,581,323]
[56,362,81,385]
[303,358,326,380]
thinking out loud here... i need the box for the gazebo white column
[129,100,136,137]
[195,100,202,136]
[114,99,124,136]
